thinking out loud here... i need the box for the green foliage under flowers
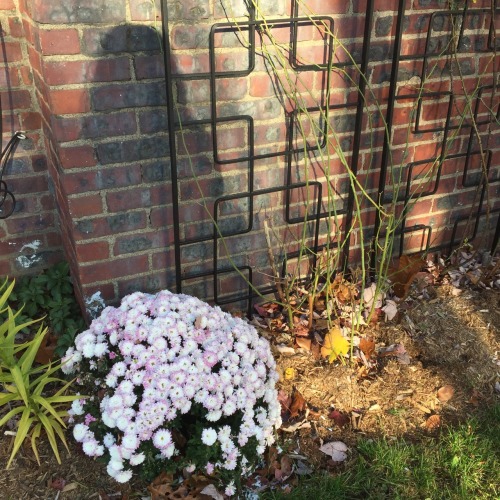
[6,261,86,356]
[0,278,80,468]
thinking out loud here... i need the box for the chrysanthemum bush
[62,290,282,494]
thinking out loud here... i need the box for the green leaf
[9,366,29,406]
[38,412,61,464]
[32,395,66,427]
[6,408,33,469]
[0,391,18,406]
[50,418,70,454]
[44,394,80,404]
[0,405,25,428]
[0,279,15,311]
[31,423,42,465]
[19,325,48,374]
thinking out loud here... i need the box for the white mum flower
[201,428,217,446]
[73,423,88,442]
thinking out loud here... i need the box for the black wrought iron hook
[0,131,26,219]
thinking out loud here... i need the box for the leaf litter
[247,250,500,493]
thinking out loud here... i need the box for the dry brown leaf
[329,273,357,303]
[359,337,375,358]
[437,385,455,403]
[289,388,307,418]
[278,390,292,413]
[293,323,310,337]
[275,455,293,481]
[388,254,423,299]
[424,414,441,430]
[328,409,350,428]
[48,478,66,491]
[295,337,311,350]
[311,338,321,360]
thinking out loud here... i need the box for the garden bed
[0,265,499,499]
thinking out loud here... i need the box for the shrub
[63,290,282,494]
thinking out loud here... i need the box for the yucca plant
[0,278,81,468]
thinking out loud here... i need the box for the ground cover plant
[3,262,86,357]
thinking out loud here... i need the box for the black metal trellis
[161,0,499,313]
[375,2,500,264]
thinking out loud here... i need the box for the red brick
[249,73,274,97]
[59,145,96,169]
[8,174,48,194]
[171,53,209,76]
[19,66,32,85]
[0,260,12,276]
[5,213,54,234]
[76,241,109,262]
[0,0,15,10]
[0,42,22,62]
[118,273,171,297]
[39,194,55,211]
[106,186,171,212]
[43,57,130,85]
[68,194,103,217]
[134,54,165,80]
[0,90,32,110]
[8,17,24,38]
[129,0,160,21]
[297,0,348,15]
[81,283,116,304]
[30,0,126,24]
[149,207,174,228]
[79,255,149,284]
[0,66,20,87]
[151,249,175,270]
[39,28,80,55]
[0,234,44,256]
[113,230,172,256]
[49,88,90,114]
[19,111,41,130]
[61,164,142,195]
[51,116,82,142]
[27,45,42,74]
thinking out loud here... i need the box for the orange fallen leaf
[437,385,455,403]
[424,414,441,430]
[289,388,306,418]
[388,254,423,299]
[359,337,375,358]
[295,337,311,350]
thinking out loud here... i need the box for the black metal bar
[341,0,374,271]
[160,0,183,293]
[371,0,406,273]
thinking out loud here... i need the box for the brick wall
[0,0,63,277]
[1,0,498,315]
